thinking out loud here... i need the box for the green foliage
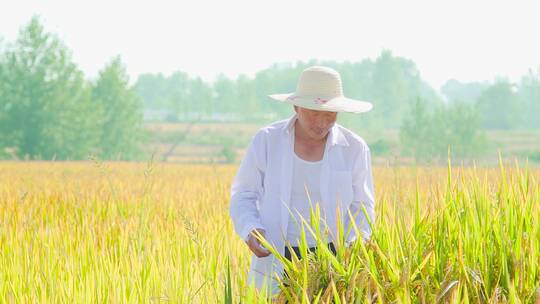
[441,79,489,104]
[400,98,486,162]
[220,142,236,164]
[0,16,100,160]
[0,17,145,160]
[437,101,487,159]
[370,139,392,156]
[442,74,540,130]
[371,50,439,127]
[476,79,521,129]
[528,150,540,163]
[223,257,233,304]
[134,71,213,119]
[399,98,437,161]
[518,67,540,128]
[91,56,144,160]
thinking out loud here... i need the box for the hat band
[287,94,342,104]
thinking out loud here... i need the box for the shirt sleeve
[229,130,267,242]
[345,146,376,243]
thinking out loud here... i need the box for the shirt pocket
[330,170,354,211]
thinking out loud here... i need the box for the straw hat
[267,66,373,113]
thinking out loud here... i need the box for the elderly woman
[229,66,376,296]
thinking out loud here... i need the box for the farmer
[229,66,375,296]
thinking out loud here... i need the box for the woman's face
[294,105,337,141]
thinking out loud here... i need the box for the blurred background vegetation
[1,17,539,165]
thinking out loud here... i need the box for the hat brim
[267,93,373,114]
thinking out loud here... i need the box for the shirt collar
[282,113,349,147]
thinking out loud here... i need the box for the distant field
[143,122,540,165]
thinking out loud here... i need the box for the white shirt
[229,113,375,295]
[286,145,325,247]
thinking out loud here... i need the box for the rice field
[0,160,539,303]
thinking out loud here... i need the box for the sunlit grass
[0,160,538,302]
[261,159,540,303]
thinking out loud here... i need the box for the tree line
[1,16,539,161]
[135,50,441,130]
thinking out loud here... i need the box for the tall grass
[257,159,540,303]
[0,160,538,302]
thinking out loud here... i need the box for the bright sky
[1,0,539,91]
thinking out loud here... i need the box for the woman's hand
[246,228,271,257]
